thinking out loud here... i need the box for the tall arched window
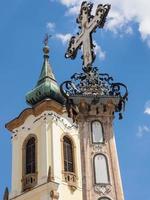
[91,121,104,143]
[26,137,36,174]
[63,136,74,172]
[94,154,109,184]
[22,135,37,191]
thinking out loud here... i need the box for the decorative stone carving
[22,173,37,191]
[94,184,112,195]
[63,172,77,191]
[92,144,106,154]
[50,190,59,199]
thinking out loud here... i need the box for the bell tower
[61,2,128,200]
[4,2,128,200]
[5,37,83,200]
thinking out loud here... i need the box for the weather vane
[65,1,110,72]
[43,33,51,46]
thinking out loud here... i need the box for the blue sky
[0,0,150,199]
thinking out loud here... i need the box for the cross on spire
[65,1,110,72]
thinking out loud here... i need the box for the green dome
[26,45,65,106]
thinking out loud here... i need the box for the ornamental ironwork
[60,67,128,116]
[61,1,128,120]
[61,67,128,98]
[65,1,110,71]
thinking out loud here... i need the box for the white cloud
[46,22,55,32]
[125,27,133,35]
[144,101,150,115]
[56,0,150,46]
[137,101,150,138]
[55,33,72,45]
[66,4,80,15]
[137,125,150,138]
[93,41,106,60]
[144,108,150,115]
[60,0,81,7]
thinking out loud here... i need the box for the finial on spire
[43,33,51,46]
[43,33,51,55]
[25,35,65,106]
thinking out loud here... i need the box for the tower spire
[26,35,64,106]
[37,34,55,85]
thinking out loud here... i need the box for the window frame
[98,197,112,200]
[93,153,110,185]
[22,134,38,177]
[62,135,75,173]
[91,120,104,144]
[26,137,36,174]
[61,134,78,189]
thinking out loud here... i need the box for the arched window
[91,121,104,143]
[22,135,37,191]
[63,136,74,172]
[98,198,111,200]
[26,137,36,174]
[94,154,109,184]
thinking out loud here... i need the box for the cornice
[5,99,65,132]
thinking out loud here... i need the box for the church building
[4,2,128,200]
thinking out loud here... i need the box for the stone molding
[94,184,112,196]
[5,99,65,132]
[9,111,78,141]
[91,144,107,154]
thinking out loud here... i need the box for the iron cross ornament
[61,1,128,121]
[65,1,110,72]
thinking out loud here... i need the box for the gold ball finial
[43,33,51,55]
[43,46,49,54]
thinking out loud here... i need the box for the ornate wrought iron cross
[61,2,128,120]
[65,1,110,72]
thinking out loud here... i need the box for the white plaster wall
[10,114,48,197]
[11,134,22,196]
[10,110,83,200]
[58,183,82,200]
[51,122,62,183]
[38,121,48,184]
